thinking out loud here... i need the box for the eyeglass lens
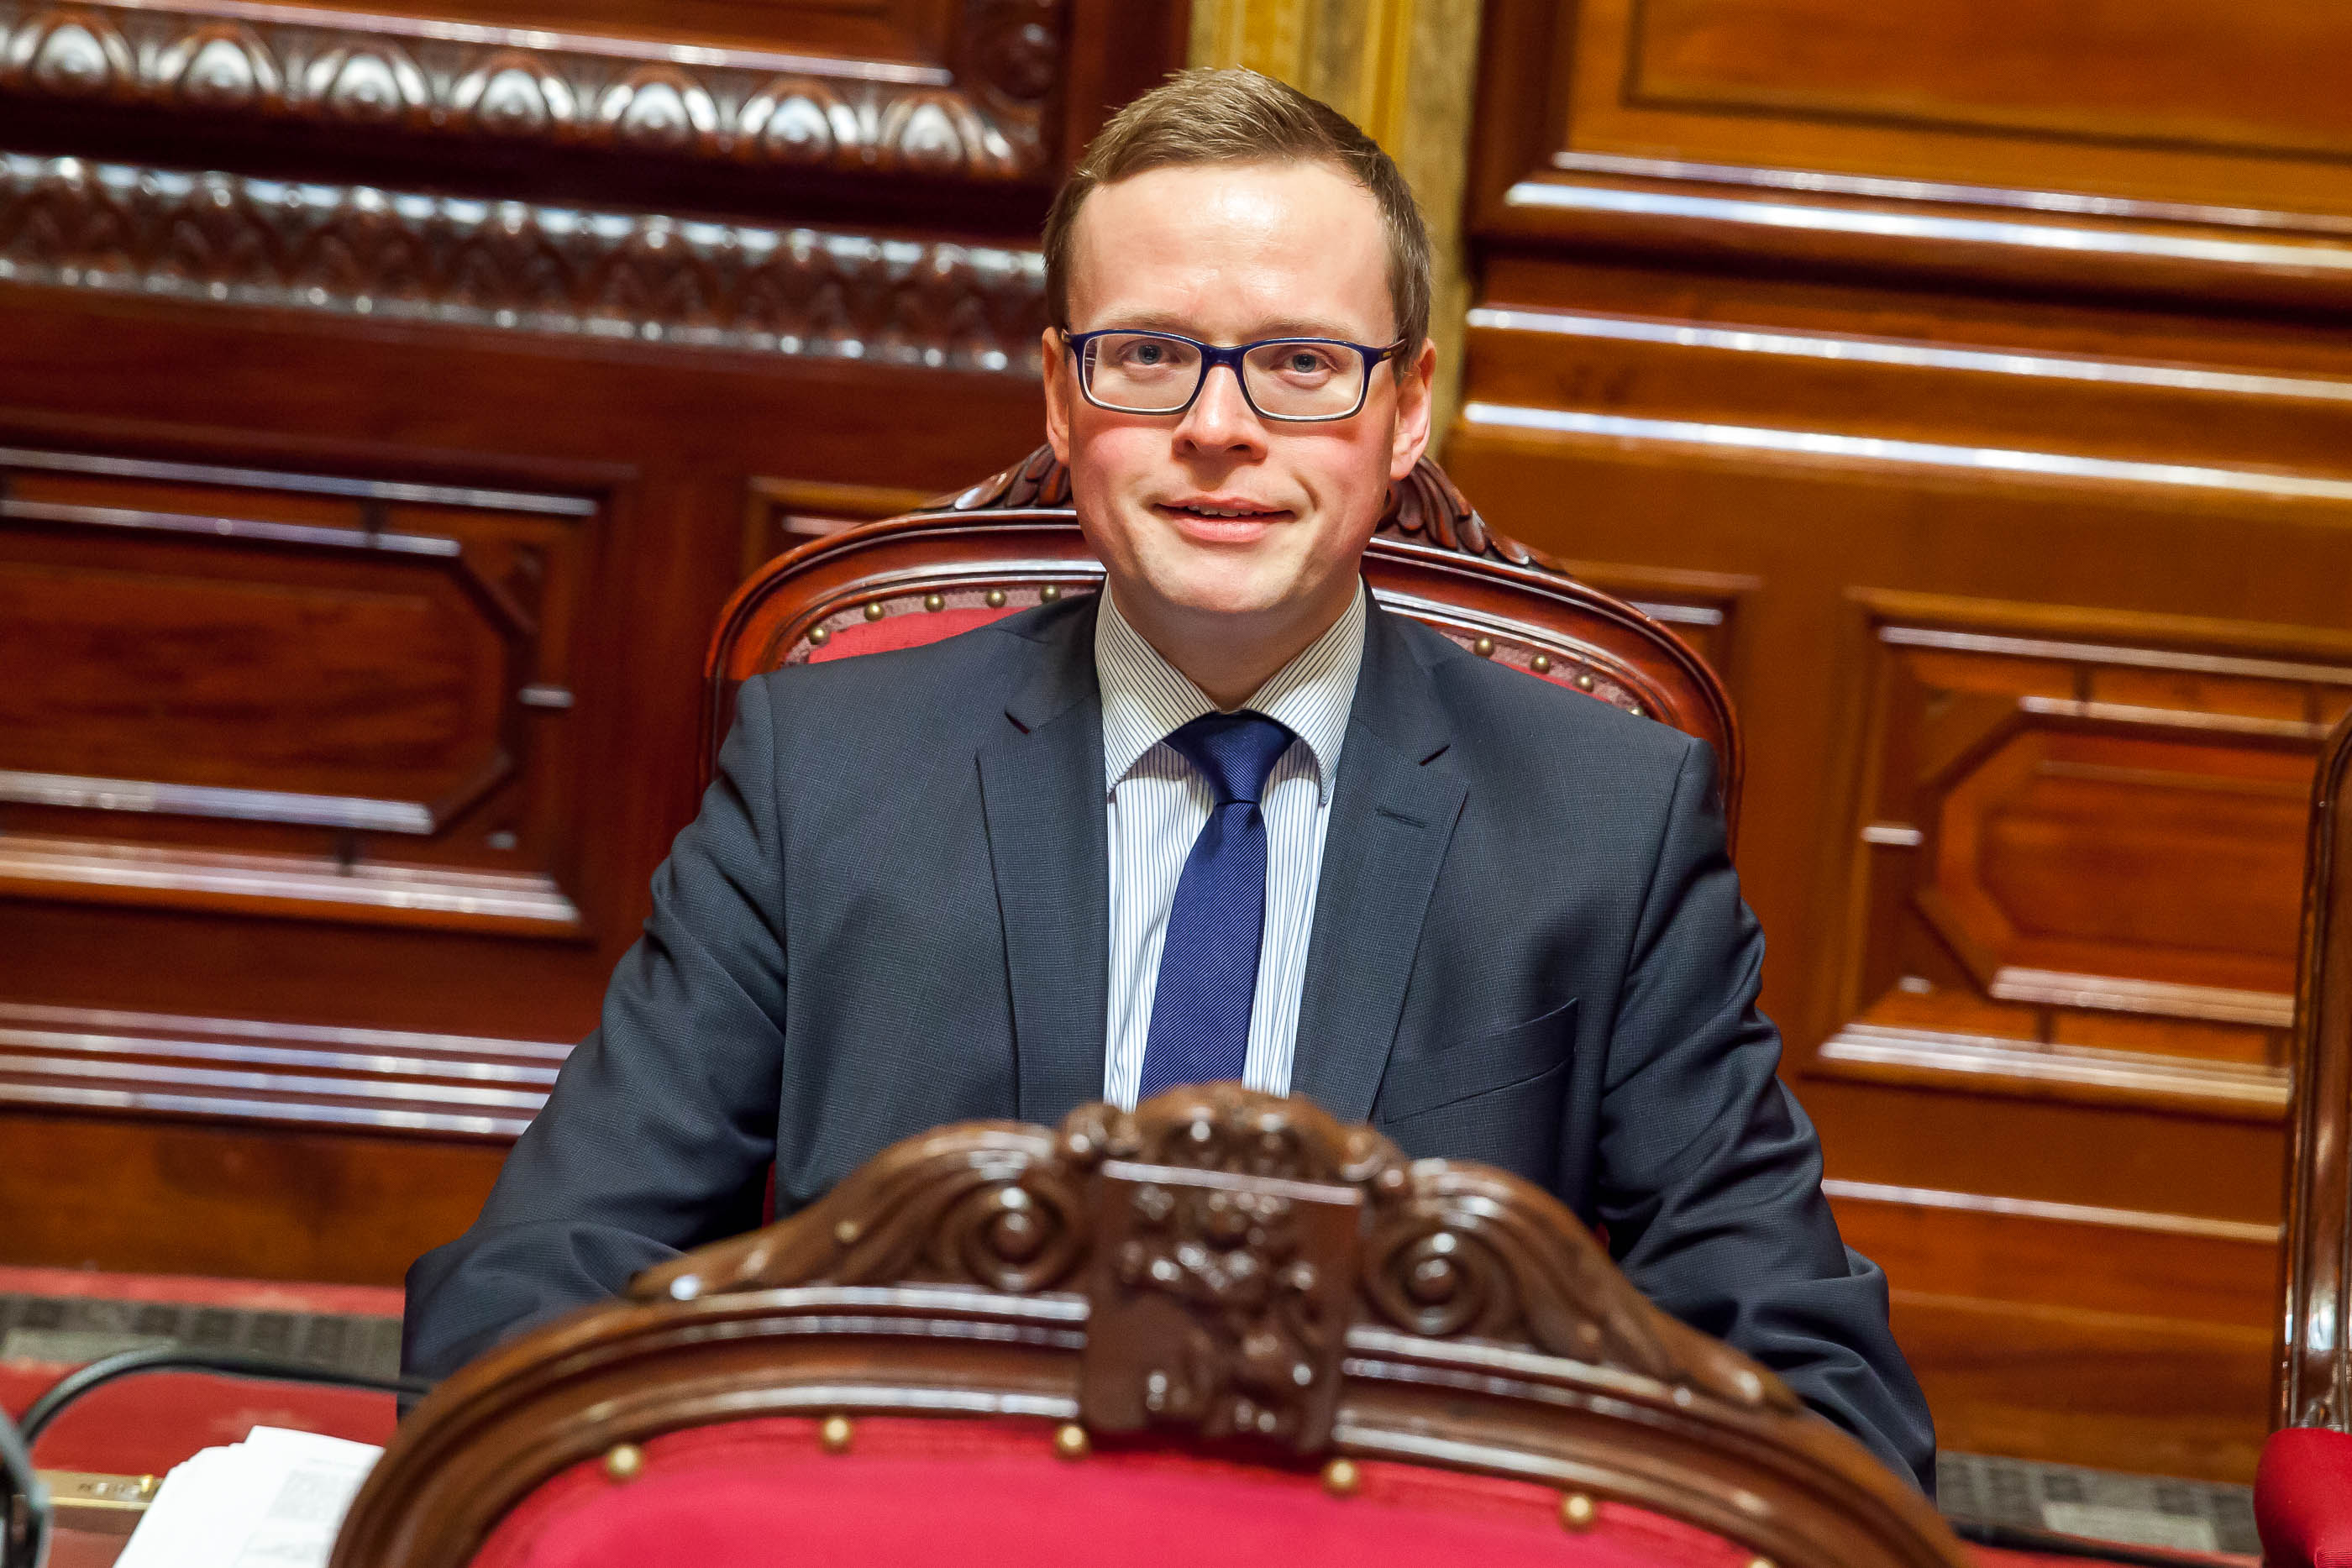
[1082,333,1368,418]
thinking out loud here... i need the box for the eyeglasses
[1063,328,1407,422]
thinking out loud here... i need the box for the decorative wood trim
[1459,401,2352,508]
[1822,1178,2279,1246]
[0,768,432,833]
[1986,968,2294,1030]
[0,1001,563,1137]
[0,152,1046,371]
[1467,303,2352,409]
[0,832,585,934]
[0,443,597,515]
[1816,1022,2288,1120]
[0,0,1060,181]
[1483,160,2352,316]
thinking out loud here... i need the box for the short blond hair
[1042,68,1430,377]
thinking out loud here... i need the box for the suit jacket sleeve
[401,678,790,1382]
[1599,737,1937,1494]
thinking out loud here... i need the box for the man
[404,68,1936,1491]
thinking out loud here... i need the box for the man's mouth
[1155,500,1291,522]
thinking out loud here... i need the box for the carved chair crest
[342,1088,1963,1568]
[639,1085,1781,1453]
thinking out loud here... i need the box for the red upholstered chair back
[331,1087,1965,1568]
[2280,711,2352,1429]
[704,448,1743,843]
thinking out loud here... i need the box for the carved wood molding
[0,151,1046,370]
[0,1001,563,1137]
[0,0,1059,181]
[937,443,1541,566]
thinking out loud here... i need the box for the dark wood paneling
[0,284,1047,1189]
[1831,1183,2277,1477]
[0,446,598,936]
[1458,0,2352,1478]
[0,1107,512,1282]
[741,475,933,576]
[1628,0,2352,164]
[0,0,1176,1292]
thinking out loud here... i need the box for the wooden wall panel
[1456,0,2352,1480]
[1627,0,2352,163]
[0,0,1182,1280]
[1532,0,2352,218]
[0,446,596,936]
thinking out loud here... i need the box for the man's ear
[1388,337,1439,481]
[1042,326,1073,464]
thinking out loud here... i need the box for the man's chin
[1134,572,1300,626]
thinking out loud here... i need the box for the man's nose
[1175,364,1267,454]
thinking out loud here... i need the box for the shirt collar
[1095,581,1367,804]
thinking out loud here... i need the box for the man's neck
[1108,584,1357,711]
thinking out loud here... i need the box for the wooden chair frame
[2278,711,2352,1429]
[703,448,1743,842]
[332,1088,1961,1568]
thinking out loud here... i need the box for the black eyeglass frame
[1061,328,1410,423]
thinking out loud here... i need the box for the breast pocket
[1372,998,1578,1182]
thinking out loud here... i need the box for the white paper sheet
[114,1425,383,1568]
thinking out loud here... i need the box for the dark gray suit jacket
[403,592,1935,1491]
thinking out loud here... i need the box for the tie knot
[1163,711,1295,806]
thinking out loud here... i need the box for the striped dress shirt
[1095,583,1368,1109]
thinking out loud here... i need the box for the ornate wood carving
[1084,1159,1359,1447]
[635,1086,1785,1414]
[0,152,1046,370]
[0,0,1059,181]
[937,443,1539,566]
[344,1087,1964,1568]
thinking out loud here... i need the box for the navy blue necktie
[1137,710,1298,1099]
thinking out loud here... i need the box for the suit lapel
[977,600,1111,1122]
[1287,602,1467,1124]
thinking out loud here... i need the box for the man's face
[1043,160,1435,651]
